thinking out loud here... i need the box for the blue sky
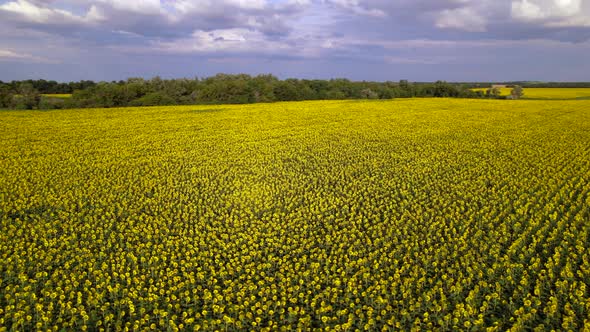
[0,0,589,82]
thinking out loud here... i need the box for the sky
[0,0,589,82]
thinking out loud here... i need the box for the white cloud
[511,0,590,27]
[86,5,106,22]
[435,6,487,32]
[0,49,26,58]
[0,0,87,24]
[1,0,590,74]
[172,0,268,15]
[0,48,55,63]
[95,0,163,15]
[384,56,440,65]
[552,0,583,16]
[116,25,342,59]
[0,0,310,37]
[339,36,589,51]
[151,28,293,54]
[323,0,387,17]
[511,0,545,20]
[547,15,590,27]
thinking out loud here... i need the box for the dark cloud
[0,0,308,38]
[0,0,589,81]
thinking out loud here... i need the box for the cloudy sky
[0,0,589,82]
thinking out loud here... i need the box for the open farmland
[1,99,590,331]
[520,88,590,100]
[41,94,72,99]
[472,87,590,100]
[471,88,513,96]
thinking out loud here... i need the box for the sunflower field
[1,99,589,331]
[471,87,590,100]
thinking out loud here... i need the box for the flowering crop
[471,87,512,96]
[40,94,72,99]
[517,88,590,99]
[1,99,589,331]
[471,87,590,99]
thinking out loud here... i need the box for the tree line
[0,79,96,94]
[1,75,518,110]
[463,81,590,89]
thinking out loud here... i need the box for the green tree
[249,74,278,102]
[273,80,300,101]
[0,84,13,108]
[198,77,253,104]
[38,96,66,110]
[432,81,459,97]
[14,83,41,109]
[486,87,501,98]
[130,92,176,106]
[399,79,409,89]
[325,88,345,100]
[510,85,524,99]
[360,88,379,99]
[397,80,413,97]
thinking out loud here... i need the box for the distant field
[471,87,512,96]
[1,99,589,331]
[521,88,590,99]
[472,87,590,99]
[41,93,72,98]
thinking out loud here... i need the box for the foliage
[360,88,379,99]
[486,87,502,98]
[519,82,590,88]
[2,79,96,94]
[510,85,524,99]
[458,82,590,89]
[38,96,67,110]
[197,74,256,104]
[2,76,487,110]
[130,92,176,106]
[12,83,41,110]
[472,87,511,96]
[5,78,590,110]
[1,99,590,331]
[0,84,13,108]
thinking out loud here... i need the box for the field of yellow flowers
[519,88,590,99]
[471,87,590,99]
[40,94,72,99]
[1,99,589,331]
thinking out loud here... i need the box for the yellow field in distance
[471,87,512,96]
[472,87,590,99]
[520,88,590,99]
[41,93,72,98]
